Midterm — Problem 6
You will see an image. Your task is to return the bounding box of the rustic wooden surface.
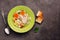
[0,0,60,40]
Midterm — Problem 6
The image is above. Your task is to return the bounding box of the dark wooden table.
[0,0,60,40]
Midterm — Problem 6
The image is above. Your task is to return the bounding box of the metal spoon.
[1,9,10,35]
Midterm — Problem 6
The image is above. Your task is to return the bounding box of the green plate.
[8,5,35,33]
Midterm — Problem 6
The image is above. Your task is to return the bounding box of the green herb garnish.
[18,12,20,14]
[34,27,39,33]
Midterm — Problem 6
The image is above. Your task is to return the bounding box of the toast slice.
[36,11,44,23]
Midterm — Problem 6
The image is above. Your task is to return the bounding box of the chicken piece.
[15,19,24,28]
[19,14,28,24]
[19,23,24,28]
[36,11,44,23]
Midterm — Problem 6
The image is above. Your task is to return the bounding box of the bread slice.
[36,11,43,23]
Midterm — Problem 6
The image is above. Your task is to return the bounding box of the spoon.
[1,9,10,35]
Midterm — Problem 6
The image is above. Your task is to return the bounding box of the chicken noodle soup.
[13,10,31,28]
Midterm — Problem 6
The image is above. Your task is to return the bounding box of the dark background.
[0,0,60,40]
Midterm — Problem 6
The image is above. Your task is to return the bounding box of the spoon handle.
[1,9,6,25]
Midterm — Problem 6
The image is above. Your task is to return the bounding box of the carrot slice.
[20,10,25,16]
[13,13,18,18]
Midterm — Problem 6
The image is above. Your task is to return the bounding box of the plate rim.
[7,5,35,33]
